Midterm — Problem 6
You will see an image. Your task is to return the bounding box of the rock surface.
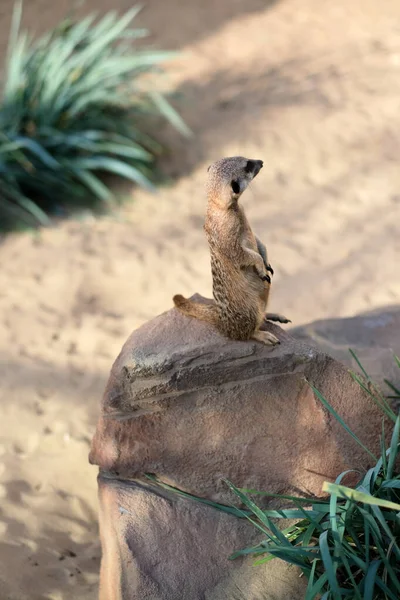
[97,477,308,600]
[291,305,400,392]
[90,295,389,600]
[90,296,384,501]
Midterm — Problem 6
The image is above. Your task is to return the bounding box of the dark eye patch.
[231,180,240,194]
[245,160,255,173]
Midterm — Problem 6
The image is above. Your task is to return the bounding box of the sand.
[1,0,400,598]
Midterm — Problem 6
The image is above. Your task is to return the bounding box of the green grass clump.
[0,2,190,231]
[226,353,400,600]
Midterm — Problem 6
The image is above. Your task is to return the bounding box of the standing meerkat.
[173,156,290,345]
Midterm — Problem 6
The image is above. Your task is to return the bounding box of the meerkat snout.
[245,159,263,176]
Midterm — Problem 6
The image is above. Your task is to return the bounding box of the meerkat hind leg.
[251,330,280,345]
[265,312,291,324]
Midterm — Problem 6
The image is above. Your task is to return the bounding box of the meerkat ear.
[231,180,241,194]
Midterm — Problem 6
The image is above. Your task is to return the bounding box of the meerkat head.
[205,156,263,207]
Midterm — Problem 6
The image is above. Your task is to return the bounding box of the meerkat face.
[205,156,263,207]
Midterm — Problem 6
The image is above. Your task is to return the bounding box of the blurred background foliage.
[0,2,190,231]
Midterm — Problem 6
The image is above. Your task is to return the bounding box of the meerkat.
[173,156,290,345]
[173,157,289,343]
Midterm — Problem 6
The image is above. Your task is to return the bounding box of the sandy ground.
[1,0,400,598]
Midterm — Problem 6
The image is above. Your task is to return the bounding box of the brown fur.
[173,156,290,345]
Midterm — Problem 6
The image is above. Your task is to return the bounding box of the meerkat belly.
[211,253,264,340]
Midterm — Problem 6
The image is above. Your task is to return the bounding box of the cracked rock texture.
[89,295,388,600]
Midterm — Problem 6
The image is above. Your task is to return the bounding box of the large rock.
[291,305,400,391]
[90,295,389,600]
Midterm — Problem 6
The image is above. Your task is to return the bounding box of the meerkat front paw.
[266,264,274,276]
[260,273,271,283]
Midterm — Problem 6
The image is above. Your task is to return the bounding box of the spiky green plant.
[0,2,190,230]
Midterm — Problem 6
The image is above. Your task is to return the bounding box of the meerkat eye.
[231,180,241,194]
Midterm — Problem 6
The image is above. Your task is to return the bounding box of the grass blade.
[349,348,370,380]
[150,91,192,137]
[322,482,400,511]
[309,383,378,461]
[386,414,400,480]
[363,560,380,600]
[319,530,341,599]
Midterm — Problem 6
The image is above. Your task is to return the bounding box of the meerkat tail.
[173,295,220,326]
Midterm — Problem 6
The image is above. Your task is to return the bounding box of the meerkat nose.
[251,159,263,177]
